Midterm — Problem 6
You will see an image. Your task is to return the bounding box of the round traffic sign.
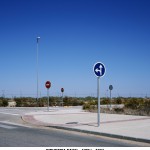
[61,88,64,92]
[93,62,106,77]
[45,81,51,89]
[109,85,113,90]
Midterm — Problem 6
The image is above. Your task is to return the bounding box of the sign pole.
[47,88,49,111]
[93,62,106,127]
[97,77,100,127]
[61,88,64,107]
[62,92,63,107]
[45,81,51,111]
[109,85,113,110]
[110,89,111,109]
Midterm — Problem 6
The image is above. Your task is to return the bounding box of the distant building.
[8,100,16,107]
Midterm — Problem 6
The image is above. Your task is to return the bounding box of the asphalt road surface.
[0,107,147,147]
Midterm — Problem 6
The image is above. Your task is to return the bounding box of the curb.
[21,114,150,144]
[46,125,150,144]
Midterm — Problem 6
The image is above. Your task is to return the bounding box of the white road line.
[0,121,31,128]
[0,112,20,116]
[0,124,17,129]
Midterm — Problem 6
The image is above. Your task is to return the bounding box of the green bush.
[2,100,8,107]
[114,97,122,104]
[14,97,37,107]
[140,100,150,115]
[83,103,91,110]
[0,100,2,106]
[15,99,23,107]
[114,108,124,113]
[101,98,109,105]
[83,103,97,111]
[124,98,139,109]
[0,98,8,107]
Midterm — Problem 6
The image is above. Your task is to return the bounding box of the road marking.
[0,121,31,128]
[0,112,20,116]
[0,124,17,129]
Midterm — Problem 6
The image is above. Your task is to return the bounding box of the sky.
[0,0,150,98]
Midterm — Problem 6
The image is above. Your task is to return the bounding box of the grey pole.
[62,92,64,107]
[109,85,113,110]
[47,88,49,111]
[36,37,40,104]
[97,77,100,127]
[110,89,112,109]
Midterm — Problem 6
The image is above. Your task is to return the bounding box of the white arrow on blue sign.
[93,62,106,77]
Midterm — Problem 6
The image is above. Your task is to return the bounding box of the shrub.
[15,99,23,107]
[83,103,97,112]
[2,100,8,107]
[141,100,150,115]
[114,108,124,113]
[0,100,2,106]
[114,97,122,104]
[83,103,90,110]
[101,98,109,105]
[124,98,140,109]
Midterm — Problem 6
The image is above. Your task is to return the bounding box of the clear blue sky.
[0,0,150,97]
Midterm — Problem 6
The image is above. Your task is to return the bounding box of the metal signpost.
[93,62,106,127]
[61,88,64,106]
[45,81,51,111]
[36,37,40,103]
[109,85,113,110]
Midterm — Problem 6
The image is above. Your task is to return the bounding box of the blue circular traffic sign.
[93,62,106,77]
[109,85,113,90]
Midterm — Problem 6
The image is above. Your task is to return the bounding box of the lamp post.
[36,37,40,103]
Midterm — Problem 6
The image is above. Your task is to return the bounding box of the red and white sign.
[45,81,51,89]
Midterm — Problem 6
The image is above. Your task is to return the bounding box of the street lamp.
[36,36,40,103]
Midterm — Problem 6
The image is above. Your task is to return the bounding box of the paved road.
[0,120,138,147]
[0,107,148,147]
